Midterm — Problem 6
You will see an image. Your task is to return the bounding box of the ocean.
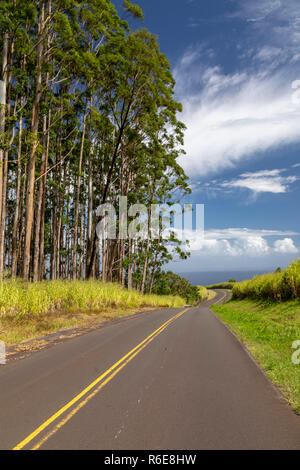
[178,270,270,286]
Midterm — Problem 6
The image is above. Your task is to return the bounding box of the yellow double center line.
[13,307,190,450]
[213,291,228,305]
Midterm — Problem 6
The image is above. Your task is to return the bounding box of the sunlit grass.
[206,282,235,290]
[213,299,300,414]
[0,280,185,344]
[197,286,216,301]
[232,259,300,301]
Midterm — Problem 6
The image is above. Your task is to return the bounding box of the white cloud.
[195,168,298,196]
[175,228,299,257]
[242,0,282,22]
[237,0,300,64]
[204,228,299,240]
[220,169,298,193]
[240,169,282,177]
[185,235,272,256]
[175,57,300,176]
[235,237,270,255]
[190,236,270,256]
[175,0,300,179]
[274,238,298,253]
[255,46,283,62]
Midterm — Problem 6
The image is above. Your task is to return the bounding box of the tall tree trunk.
[17,162,27,277]
[87,98,134,278]
[23,1,45,280]
[39,107,50,281]
[86,145,93,275]
[102,238,107,282]
[149,234,161,295]
[50,186,57,280]
[33,111,48,281]
[72,103,87,280]
[39,1,52,280]
[128,239,132,289]
[0,32,9,280]
[0,37,15,278]
[12,105,23,278]
[141,194,154,294]
[78,204,84,279]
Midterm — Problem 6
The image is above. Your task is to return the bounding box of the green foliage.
[152,271,201,304]
[206,282,236,290]
[123,0,144,19]
[197,286,216,301]
[231,259,300,301]
[0,0,190,286]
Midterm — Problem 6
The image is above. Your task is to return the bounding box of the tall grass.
[0,280,185,319]
[197,286,216,301]
[206,281,236,290]
[232,259,300,301]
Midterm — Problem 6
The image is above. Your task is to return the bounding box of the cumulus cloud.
[189,236,270,256]
[174,228,299,257]
[204,228,299,240]
[195,168,298,196]
[220,169,298,193]
[274,238,298,253]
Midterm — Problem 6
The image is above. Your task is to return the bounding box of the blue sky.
[124,0,300,272]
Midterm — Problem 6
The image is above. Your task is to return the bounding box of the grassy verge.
[198,286,217,301]
[212,299,300,414]
[232,259,300,301]
[206,282,236,290]
[0,280,185,345]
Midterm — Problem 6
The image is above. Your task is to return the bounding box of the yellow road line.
[31,325,172,450]
[213,292,228,305]
[13,307,189,450]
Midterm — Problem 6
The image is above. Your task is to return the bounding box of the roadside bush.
[232,259,300,302]
[152,271,201,304]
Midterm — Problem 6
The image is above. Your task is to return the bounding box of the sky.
[122,0,300,273]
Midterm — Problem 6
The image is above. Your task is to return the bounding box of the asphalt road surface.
[0,290,300,450]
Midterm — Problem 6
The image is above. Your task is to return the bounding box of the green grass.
[0,280,185,345]
[212,299,300,414]
[232,258,300,301]
[206,282,236,290]
[198,286,217,301]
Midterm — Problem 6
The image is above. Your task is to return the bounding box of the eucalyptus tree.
[0,0,192,289]
[87,27,189,278]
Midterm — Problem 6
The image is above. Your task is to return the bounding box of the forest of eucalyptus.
[0,0,191,294]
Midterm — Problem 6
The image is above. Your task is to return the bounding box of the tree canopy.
[0,0,191,295]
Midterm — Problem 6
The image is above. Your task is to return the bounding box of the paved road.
[0,290,299,450]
